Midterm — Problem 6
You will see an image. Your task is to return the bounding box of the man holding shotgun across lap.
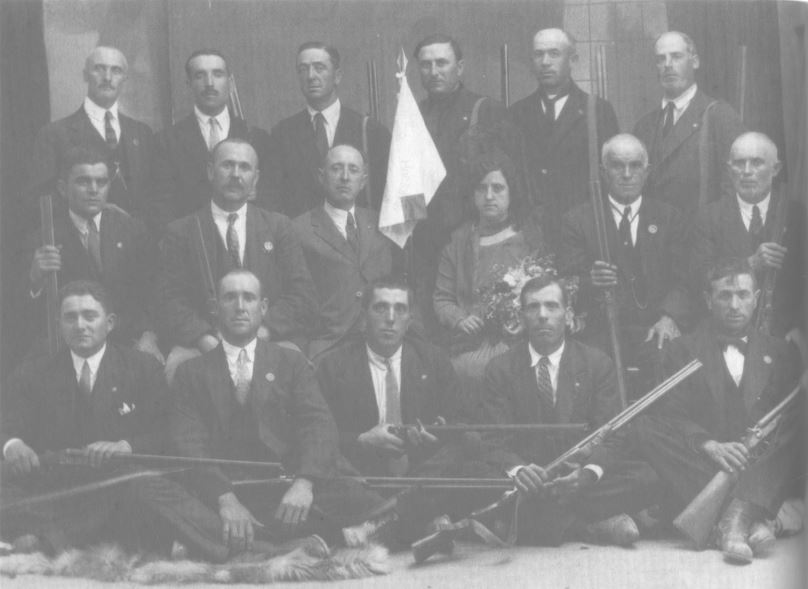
[635,257,804,563]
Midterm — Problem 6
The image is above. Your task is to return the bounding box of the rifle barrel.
[419,423,587,433]
[39,195,60,355]
[233,476,513,489]
[61,450,285,472]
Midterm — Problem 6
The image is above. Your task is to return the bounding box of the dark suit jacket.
[559,197,691,333]
[315,336,460,475]
[27,106,155,220]
[152,112,273,226]
[509,83,619,247]
[656,323,801,453]
[482,339,621,472]
[0,343,168,454]
[633,89,745,219]
[171,340,338,504]
[21,208,155,345]
[690,194,805,336]
[265,106,391,218]
[157,204,316,348]
[293,206,399,359]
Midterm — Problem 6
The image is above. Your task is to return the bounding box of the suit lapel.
[311,207,355,261]
[356,208,376,272]
[555,345,578,423]
[355,345,380,424]
[550,87,585,146]
[197,208,223,282]
[658,91,708,165]
[720,196,754,254]
[119,114,141,180]
[98,210,120,277]
[206,347,234,428]
[740,335,771,412]
[180,115,210,169]
[229,115,249,139]
[399,342,424,424]
[513,344,542,423]
[91,345,118,425]
[635,200,658,279]
[700,328,728,420]
[293,110,322,183]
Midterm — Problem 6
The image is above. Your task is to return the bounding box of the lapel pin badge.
[648,224,658,234]
[264,241,273,253]
[763,355,772,364]
[266,372,275,382]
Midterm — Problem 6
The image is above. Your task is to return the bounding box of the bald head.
[728,132,782,204]
[319,144,367,209]
[532,28,577,92]
[83,46,128,108]
[601,133,648,166]
[601,134,649,205]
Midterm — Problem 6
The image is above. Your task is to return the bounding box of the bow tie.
[717,335,748,355]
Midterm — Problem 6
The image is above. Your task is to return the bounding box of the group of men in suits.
[3,23,804,567]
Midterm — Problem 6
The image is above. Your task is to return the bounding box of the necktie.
[208,117,222,151]
[618,205,632,248]
[79,360,93,398]
[541,94,561,124]
[104,111,117,148]
[313,112,328,158]
[661,101,675,138]
[226,213,241,267]
[718,335,748,356]
[536,356,555,407]
[748,205,763,236]
[384,357,401,424]
[346,211,359,254]
[87,217,102,273]
[234,348,251,404]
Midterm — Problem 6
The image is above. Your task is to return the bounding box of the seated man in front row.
[171,269,389,552]
[635,258,803,563]
[482,275,658,547]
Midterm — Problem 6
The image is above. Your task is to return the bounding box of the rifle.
[411,359,702,563]
[228,74,244,120]
[673,383,803,549]
[586,58,628,408]
[39,194,60,355]
[235,476,514,491]
[753,187,789,335]
[500,44,510,108]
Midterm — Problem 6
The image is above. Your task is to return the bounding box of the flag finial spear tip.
[396,47,408,76]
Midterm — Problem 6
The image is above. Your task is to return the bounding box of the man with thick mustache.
[265,42,390,218]
[152,49,273,227]
[559,134,691,397]
[157,138,316,384]
[633,31,745,221]
[509,28,619,249]
[26,46,155,223]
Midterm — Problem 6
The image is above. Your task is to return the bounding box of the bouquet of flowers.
[477,253,582,338]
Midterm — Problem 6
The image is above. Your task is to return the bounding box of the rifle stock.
[673,383,802,549]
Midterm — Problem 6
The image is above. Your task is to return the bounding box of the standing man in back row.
[265,42,391,218]
[510,28,619,249]
[633,31,745,221]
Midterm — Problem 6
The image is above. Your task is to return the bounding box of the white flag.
[379,48,446,248]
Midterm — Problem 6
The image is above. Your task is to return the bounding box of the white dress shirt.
[723,337,748,386]
[528,341,565,406]
[222,337,257,385]
[307,98,341,147]
[211,201,247,263]
[737,193,770,231]
[366,344,402,424]
[540,93,569,120]
[195,105,231,148]
[323,201,356,240]
[608,195,642,246]
[84,97,120,142]
[661,83,698,126]
[71,343,107,391]
[69,209,103,251]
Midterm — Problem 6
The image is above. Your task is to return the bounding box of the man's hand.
[357,424,405,456]
[645,315,681,349]
[749,242,787,271]
[219,492,262,553]
[702,440,749,473]
[545,462,596,499]
[513,463,550,497]
[398,422,440,449]
[84,440,132,468]
[457,315,484,335]
[135,331,164,364]
[4,440,40,476]
[590,260,619,288]
[29,245,62,289]
[275,478,314,528]
[197,334,220,353]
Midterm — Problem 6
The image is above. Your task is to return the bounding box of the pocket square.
[118,402,135,415]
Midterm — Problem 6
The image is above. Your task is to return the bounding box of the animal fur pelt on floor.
[0,542,390,583]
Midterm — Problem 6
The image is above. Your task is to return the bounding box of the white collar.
[71,343,107,378]
[323,201,355,224]
[69,209,103,234]
[210,200,247,222]
[662,83,698,112]
[84,97,119,123]
[221,337,257,363]
[528,340,565,368]
[367,343,402,368]
[194,104,230,129]
[736,193,770,217]
[608,195,642,219]
[307,98,341,128]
